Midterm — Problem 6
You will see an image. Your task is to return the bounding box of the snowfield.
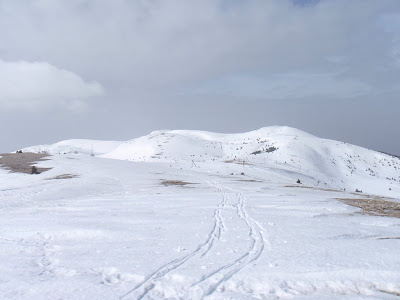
[22,139,122,156]
[1,126,400,299]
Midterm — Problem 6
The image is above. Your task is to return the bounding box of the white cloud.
[0,60,104,111]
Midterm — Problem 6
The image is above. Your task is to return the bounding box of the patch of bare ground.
[0,153,52,174]
[336,197,400,218]
[161,180,196,186]
[286,185,343,193]
[224,159,253,166]
[378,289,400,297]
[285,185,400,218]
[238,179,262,182]
[46,174,79,180]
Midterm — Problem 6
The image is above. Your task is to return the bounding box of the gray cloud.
[188,72,373,99]
[0,0,399,154]
[1,1,399,89]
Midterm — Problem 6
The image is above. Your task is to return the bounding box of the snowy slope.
[1,126,400,299]
[21,139,123,156]
[102,126,400,197]
[102,126,312,162]
[16,127,400,196]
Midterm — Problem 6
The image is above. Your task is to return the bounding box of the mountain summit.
[22,126,400,196]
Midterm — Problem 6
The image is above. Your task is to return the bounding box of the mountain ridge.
[20,126,400,197]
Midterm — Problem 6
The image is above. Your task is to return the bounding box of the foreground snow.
[1,127,400,299]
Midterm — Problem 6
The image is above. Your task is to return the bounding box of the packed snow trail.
[120,179,269,299]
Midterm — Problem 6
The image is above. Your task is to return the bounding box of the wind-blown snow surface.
[1,126,400,299]
[22,139,122,156]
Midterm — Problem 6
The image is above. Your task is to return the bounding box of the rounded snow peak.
[252,126,316,138]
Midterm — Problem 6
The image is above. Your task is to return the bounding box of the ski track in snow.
[191,181,269,298]
[120,179,269,299]
[119,185,228,299]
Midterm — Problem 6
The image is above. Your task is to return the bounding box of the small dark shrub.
[31,166,38,174]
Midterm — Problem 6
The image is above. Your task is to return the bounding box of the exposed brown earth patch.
[286,185,343,193]
[46,174,79,180]
[336,197,400,218]
[378,289,400,297]
[0,153,52,174]
[238,179,262,182]
[285,185,400,218]
[161,180,195,186]
[224,159,253,166]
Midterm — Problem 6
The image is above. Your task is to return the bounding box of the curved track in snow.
[190,183,268,297]
[119,185,228,299]
[120,179,268,299]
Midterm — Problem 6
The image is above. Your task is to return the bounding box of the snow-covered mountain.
[101,126,399,196]
[103,126,313,162]
[21,126,400,196]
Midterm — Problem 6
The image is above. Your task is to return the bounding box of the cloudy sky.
[1,0,400,154]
